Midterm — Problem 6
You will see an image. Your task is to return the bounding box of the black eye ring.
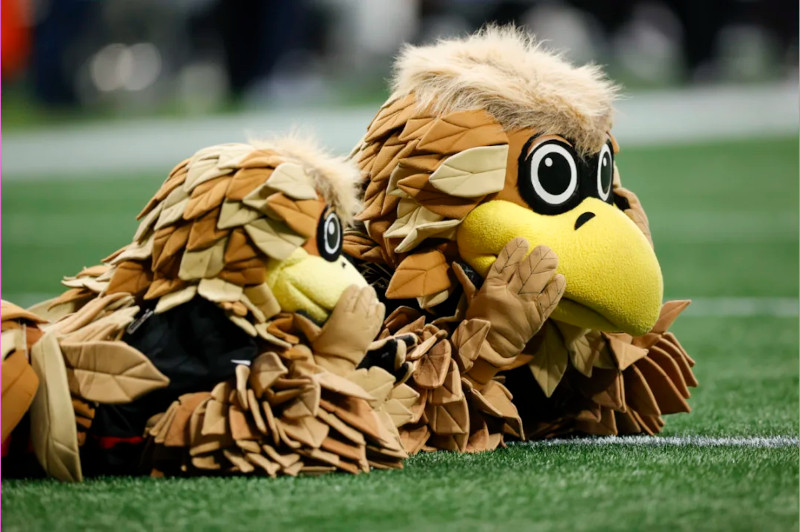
[317,210,342,261]
[518,138,581,215]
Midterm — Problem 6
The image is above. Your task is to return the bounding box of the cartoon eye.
[317,211,342,261]
[596,143,613,202]
[529,142,579,206]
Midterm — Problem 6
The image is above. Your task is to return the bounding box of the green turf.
[662,316,797,438]
[2,136,798,530]
[2,444,797,532]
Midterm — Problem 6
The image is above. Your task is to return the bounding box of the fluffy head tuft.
[391,25,619,155]
[251,135,362,224]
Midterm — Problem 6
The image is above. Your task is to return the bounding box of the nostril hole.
[574,212,595,230]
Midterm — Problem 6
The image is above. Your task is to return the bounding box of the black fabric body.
[84,296,258,475]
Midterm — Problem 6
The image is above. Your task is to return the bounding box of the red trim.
[1,435,11,457]
[93,435,144,450]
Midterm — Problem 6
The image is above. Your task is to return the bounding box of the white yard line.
[2,81,796,179]
[2,294,797,317]
[517,435,798,448]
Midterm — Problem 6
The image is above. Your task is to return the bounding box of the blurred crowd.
[2,0,797,114]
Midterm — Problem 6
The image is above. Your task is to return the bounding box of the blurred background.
[2,0,797,123]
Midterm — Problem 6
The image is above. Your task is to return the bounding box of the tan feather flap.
[507,301,697,439]
[378,307,524,454]
[59,341,169,404]
[142,321,410,477]
[349,99,510,266]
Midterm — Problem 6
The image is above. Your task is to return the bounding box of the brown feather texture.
[15,139,415,478]
[377,306,523,454]
[345,26,696,448]
[47,139,361,339]
[142,313,411,477]
[348,97,508,308]
[505,301,695,439]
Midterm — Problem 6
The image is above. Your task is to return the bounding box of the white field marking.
[2,294,797,318]
[2,81,796,179]
[514,435,799,448]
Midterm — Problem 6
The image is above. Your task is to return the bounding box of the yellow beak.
[456,198,663,336]
[266,248,367,323]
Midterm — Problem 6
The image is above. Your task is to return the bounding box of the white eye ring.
[323,214,341,256]
[596,143,613,201]
[530,143,578,205]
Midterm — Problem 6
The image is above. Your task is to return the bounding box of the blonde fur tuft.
[251,135,362,224]
[392,25,619,155]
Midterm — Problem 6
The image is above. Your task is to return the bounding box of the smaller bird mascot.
[2,138,419,481]
[345,26,697,453]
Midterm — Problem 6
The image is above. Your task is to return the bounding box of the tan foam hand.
[310,285,386,375]
[464,238,565,386]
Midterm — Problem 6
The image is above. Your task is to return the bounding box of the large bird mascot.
[345,26,697,453]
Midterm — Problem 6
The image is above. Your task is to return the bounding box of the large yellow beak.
[266,248,368,323]
[456,198,662,336]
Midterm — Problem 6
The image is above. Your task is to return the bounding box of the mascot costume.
[2,27,699,480]
[344,26,697,453]
[2,138,419,480]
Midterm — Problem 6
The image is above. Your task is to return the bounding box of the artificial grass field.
[2,136,798,531]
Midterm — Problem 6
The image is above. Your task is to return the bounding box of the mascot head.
[105,137,367,327]
[346,26,662,336]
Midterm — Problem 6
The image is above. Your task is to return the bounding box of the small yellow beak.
[266,248,367,323]
[456,198,663,336]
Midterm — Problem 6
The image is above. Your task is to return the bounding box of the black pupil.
[599,152,612,194]
[317,211,342,261]
[326,216,340,250]
[538,153,572,196]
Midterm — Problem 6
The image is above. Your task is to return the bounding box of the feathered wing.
[504,301,695,439]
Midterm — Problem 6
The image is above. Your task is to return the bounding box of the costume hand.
[464,238,565,385]
[311,285,385,375]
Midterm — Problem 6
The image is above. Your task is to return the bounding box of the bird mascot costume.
[2,26,699,481]
[344,26,697,453]
[2,138,420,481]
